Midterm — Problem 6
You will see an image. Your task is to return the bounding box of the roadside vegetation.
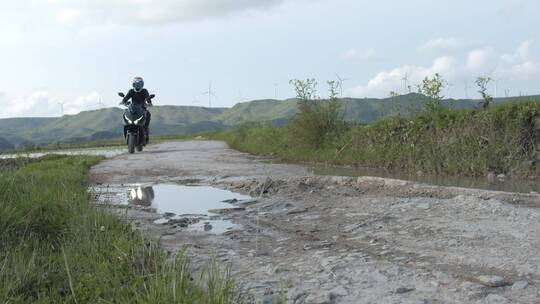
[0,156,238,303]
[213,75,540,178]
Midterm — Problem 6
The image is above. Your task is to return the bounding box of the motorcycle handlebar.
[118,101,153,107]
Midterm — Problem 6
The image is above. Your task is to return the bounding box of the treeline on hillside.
[214,75,540,177]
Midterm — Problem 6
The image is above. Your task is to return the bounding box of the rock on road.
[89,140,540,304]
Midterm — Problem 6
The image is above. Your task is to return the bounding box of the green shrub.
[288,79,347,149]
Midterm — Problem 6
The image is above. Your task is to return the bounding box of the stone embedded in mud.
[328,285,348,297]
[476,275,507,287]
[221,198,238,203]
[236,198,258,206]
[208,207,245,214]
[416,202,431,209]
[484,294,509,304]
[342,223,366,233]
[169,217,199,227]
[395,287,415,294]
[153,218,169,225]
[286,288,308,303]
[511,280,529,291]
[303,241,332,250]
[287,207,308,215]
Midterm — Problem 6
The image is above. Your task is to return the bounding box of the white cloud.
[0,91,106,118]
[55,8,83,26]
[347,41,540,98]
[64,92,103,115]
[496,41,540,80]
[0,91,59,118]
[418,38,482,56]
[465,47,495,72]
[342,48,376,62]
[45,0,287,26]
[347,56,457,97]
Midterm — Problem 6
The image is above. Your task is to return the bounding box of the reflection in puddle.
[128,186,155,207]
[127,184,251,234]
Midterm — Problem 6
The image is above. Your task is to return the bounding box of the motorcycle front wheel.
[127,134,136,154]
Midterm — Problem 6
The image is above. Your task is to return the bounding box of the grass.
[0,155,239,303]
[0,139,124,155]
[212,100,540,178]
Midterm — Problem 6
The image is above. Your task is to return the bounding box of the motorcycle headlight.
[124,114,133,124]
[134,115,144,125]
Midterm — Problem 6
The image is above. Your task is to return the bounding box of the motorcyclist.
[121,76,153,144]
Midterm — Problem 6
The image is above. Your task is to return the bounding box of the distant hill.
[0,106,227,148]
[215,93,540,126]
[215,99,299,126]
[1,93,539,150]
[0,137,14,150]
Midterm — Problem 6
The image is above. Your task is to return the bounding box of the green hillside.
[0,117,56,132]
[0,106,227,149]
[1,93,539,150]
[214,99,299,126]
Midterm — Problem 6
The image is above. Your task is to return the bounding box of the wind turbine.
[203,83,216,107]
[335,73,349,97]
[95,95,106,108]
[239,91,248,102]
[401,72,410,94]
[492,78,500,98]
[463,80,470,99]
[57,101,66,116]
[192,95,200,105]
[273,83,279,99]
[504,89,511,97]
[446,82,455,98]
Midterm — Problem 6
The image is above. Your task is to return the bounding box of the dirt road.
[88,141,540,304]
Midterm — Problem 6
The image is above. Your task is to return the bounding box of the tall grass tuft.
[0,155,238,303]
[288,79,347,149]
[213,100,540,177]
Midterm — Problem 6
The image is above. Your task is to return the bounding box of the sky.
[1,0,539,118]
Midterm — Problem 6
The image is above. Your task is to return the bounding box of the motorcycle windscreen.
[125,104,145,120]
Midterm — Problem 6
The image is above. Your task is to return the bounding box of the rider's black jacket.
[122,89,152,108]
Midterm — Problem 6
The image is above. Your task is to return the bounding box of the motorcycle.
[118,92,155,154]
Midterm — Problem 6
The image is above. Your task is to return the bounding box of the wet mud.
[88,141,540,303]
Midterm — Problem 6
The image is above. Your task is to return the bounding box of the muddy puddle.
[310,164,540,194]
[0,147,125,159]
[100,184,252,234]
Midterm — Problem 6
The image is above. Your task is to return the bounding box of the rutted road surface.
[88,141,540,304]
